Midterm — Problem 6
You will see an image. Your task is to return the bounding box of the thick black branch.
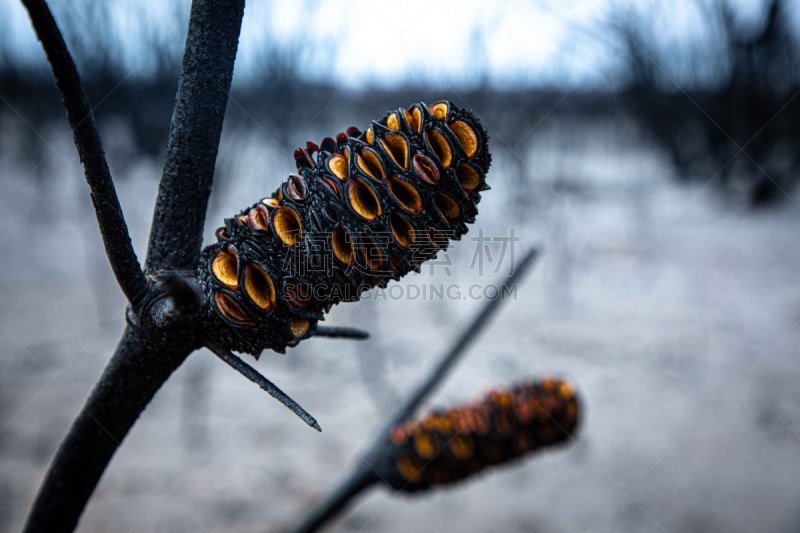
[292,247,541,533]
[145,0,245,272]
[21,0,148,306]
[22,1,246,531]
[22,327,191,533]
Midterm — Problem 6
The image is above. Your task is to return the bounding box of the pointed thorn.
[206,343,321,432]
[314,326,370,340]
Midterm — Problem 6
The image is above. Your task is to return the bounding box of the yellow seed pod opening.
[558,379,574,399]
[425,129,452,169]
[327,153,348,179]
[212,248,239,288]
[347,177,383,220]
[413,432,436,459]
[541,377,557,392]
[397,456,421,482]
[289,316,311,338]
[435,192,461,223]
[429,101,448,119]
[273,206,303,245]
[404,105,422,133]
[449,435,474,460]
[331,228,355,265]
[380,133,409,169]
[495,391,513,408]
[456,163,481,193]
[356,148,386,181]
[449,120,478,157]
[387,176,423,214]
[390,211,415,249]
[243,264,276,311]
[262,197,280,208]
[365,126,374,144]
[386,112,400,130]
[214,290,255,326]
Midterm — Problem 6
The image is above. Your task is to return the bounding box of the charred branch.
[21,0,148,306]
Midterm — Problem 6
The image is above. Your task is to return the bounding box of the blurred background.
[1,0,799,531]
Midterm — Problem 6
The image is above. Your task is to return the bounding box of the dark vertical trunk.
[145,0,245,273]
[21,1,245,528]
[23,327,191,533]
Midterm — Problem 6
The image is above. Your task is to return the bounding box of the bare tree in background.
[612,0,800,205]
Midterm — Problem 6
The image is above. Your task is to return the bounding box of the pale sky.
[1,0,792,89]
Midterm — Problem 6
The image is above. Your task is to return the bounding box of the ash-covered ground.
[1,115,799,533]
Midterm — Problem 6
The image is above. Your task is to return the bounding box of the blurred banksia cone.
[198,101,491,355]
[377,377,580,492]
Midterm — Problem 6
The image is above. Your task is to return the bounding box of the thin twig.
[206,343,322,432]
[21,0,148,306]
[292,247,541,533]
[314,326,370,339]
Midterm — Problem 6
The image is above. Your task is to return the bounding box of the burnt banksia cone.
[376,377,580,492]
[198,101,491,355]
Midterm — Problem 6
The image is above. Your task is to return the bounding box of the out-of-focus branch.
[292,247,540,533]
[391,248,539,425]
[21,0,148,306]
[145,0,244,273]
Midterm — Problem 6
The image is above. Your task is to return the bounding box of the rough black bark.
[21,0,148,306]
[145,0,245,272]
[21,1,245,531]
